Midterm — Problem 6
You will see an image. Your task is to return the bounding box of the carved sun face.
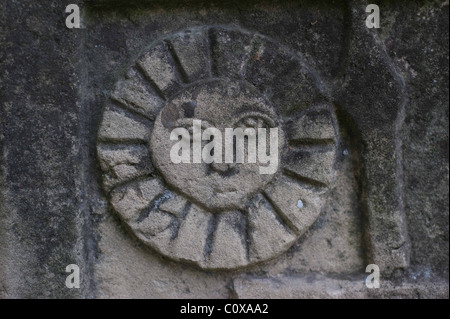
[97,26,338,269]
[151,79,283,211]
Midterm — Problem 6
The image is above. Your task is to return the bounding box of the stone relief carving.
[97,26,339,269]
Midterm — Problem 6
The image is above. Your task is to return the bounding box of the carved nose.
[210,162,236,173]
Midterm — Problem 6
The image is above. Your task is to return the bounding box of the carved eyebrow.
[234,111,277,127]
[237,101,277,116]
[174,118,215,129]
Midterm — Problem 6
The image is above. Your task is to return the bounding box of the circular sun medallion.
[151,79,283,211]
[97,26,339,269]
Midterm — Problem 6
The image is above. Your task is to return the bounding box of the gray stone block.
[0,0,447,299]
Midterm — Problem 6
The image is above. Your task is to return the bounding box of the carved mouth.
[214,186,238,194]
[207,162,240,177]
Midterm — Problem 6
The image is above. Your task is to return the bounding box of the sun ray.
[283,148,336,187]
[263,176,323,236]
[137,41,181,97]
[208,27,255,79]
[135,62,167,101]
[110,177,165,223]
[98,26,339,270]
[97,143,154,191]
[247,193,297,262]
[98,105,152,142]
[167,28,211,83]
[110,67,164,120]
[283,168,329,190]
[169,205,212,266]
[205,211,248,269]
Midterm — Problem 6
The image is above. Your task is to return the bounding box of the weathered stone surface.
[210,27,255,79]
[382,0,449,279]
[169,28,211,82]
[111,68,164,119]
[286,106,336,141]
[0,1,88,299]
[97,144,154,191]
[169,205,211,265]
[150,79,280,212]
[332,1,411,276]
[206,211,248,269]
[264,177,323,235]
[97,27,339,270]
[110,178,164,222]
[98,106,152,141]
[135,211,173,237]
[137,42,181,96]
[0,0,447,299]
[232,275,449,299]
[247,194,297,263]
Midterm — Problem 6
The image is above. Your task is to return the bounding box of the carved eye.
[235,112,276,130]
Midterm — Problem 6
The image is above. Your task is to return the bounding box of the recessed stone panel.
[97,27,339,270]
